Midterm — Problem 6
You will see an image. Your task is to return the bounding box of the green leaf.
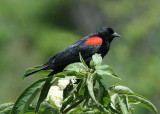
[64,62,86,73]
[0,103,13,114]
[24,113,35,114]
[61,76,78,80]
[77,75,87,96]
[78,80,85,96]
[0,103,14,111]
[128,94,158,114]
[64,71,84,78]
[39,102,59,114]
[35,77,54,113]
[68,106,108,114]
[110,86,158,113]
[11,78,47,114]
[60,82,81,112]
[87,73,98,104]
[124,95,130,111]
[98,85,104,103]
[79,53,88,69]
[61,94,74,112]
[55,71,84,79]
[95,65,120,79]
[67,107,90,114]
[117,95,129,114]
[62,96,85,113]
[110,94,120,113]
[95,65,112,71]
[83,98,90,108]
[109,85,134,94]
[92,53,102,66]
[89,60,95,70]
[23,65,52,79]
[98,80,110,107]
[63,82,73,100]
[25,106,36,113]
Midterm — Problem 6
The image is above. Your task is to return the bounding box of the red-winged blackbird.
[25,26,120,77]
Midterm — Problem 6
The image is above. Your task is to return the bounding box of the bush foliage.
[0,54,157,114]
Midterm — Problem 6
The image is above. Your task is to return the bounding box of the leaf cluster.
[0,54,158,114]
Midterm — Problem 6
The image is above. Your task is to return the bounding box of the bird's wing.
[25,36,103,77]
[47,38,101,68]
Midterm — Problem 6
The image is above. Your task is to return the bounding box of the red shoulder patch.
[85,36,102,46]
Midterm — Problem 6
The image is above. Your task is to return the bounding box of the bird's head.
[96,26,120,43]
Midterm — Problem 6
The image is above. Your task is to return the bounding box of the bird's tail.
[25,65,48,77]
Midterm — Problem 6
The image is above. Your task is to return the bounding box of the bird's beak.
[112,32,120,37]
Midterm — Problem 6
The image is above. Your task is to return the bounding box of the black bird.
[25,26,120,77]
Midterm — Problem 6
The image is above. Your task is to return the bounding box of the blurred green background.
[0,0,159,113]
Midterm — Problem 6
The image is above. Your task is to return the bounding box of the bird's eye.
[107,27,114,34]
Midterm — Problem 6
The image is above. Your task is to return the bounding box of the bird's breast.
[98,41,110,58]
